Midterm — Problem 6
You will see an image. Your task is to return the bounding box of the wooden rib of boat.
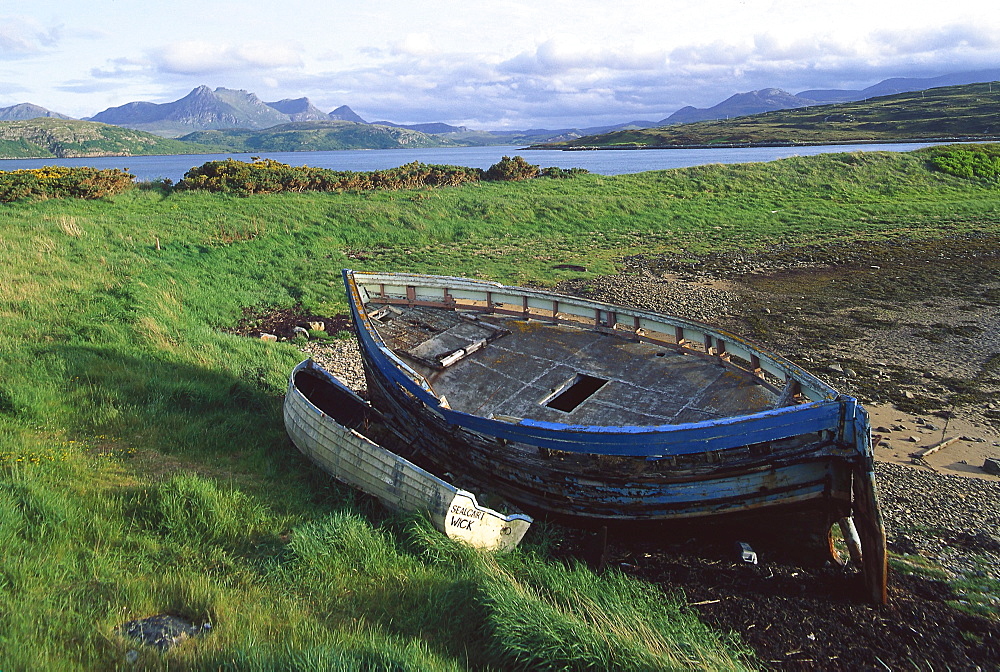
[283,358,532,552]
[342,269,888,603]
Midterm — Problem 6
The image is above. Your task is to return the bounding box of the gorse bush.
[175,156,587,195]
[0,166,135,202]
[176,158,484,195]
[485,155,540,181]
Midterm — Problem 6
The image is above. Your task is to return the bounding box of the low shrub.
[176,158,485,196]
[0,166,135,202]
[485,155,540,181]
[174,156,587,196]
[539,166,590,178]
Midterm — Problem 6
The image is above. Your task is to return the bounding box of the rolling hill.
[538,82,1000,149]
[0,118,224,159]
[177,120,458,152]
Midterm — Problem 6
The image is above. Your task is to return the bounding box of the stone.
[904,391,915,399]
[117,614,210,652]
[293,326,310,339]
[983,458,1000,475]
[259,332,277,342]
[307,321,326,331]
[828,363,844,374]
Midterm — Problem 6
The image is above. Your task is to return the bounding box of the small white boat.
[283,358,532,552]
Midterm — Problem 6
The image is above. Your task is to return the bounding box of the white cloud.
[0,15,60,58]
[6,1,1000,128]
[153,40,303,75]
[391,33,436,57]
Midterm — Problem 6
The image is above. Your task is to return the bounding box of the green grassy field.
[2,145,999,669]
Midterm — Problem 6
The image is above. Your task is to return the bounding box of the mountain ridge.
[661,88,819,124]
[3,68,999,151]
[0,103,72,122]
[538,81,1000,149]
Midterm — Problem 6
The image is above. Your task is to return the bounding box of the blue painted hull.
[343,270,887,602]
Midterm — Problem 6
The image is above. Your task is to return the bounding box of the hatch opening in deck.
[543,374,608,413]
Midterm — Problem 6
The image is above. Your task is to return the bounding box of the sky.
[2,0,999,130]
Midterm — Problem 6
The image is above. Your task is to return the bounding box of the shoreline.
[528,135,1000,151]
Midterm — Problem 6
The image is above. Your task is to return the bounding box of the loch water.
[0,141,951,182]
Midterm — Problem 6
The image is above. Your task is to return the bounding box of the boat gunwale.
[347,269,838,402]
[284,359,534,527]
[344,270,869,459]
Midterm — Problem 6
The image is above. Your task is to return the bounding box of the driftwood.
[910,436,960,462]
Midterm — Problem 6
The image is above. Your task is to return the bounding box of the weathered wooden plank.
[911,436,960,460]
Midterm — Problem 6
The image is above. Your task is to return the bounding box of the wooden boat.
[343,270,888,603]
[283,358,532,551]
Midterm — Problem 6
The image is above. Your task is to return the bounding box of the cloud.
[272,16,999,130]
[25,10,1000,131]
[499,39,665,76]
[91,57,151,80]
[152,40,303,75]
[390,33,436,57]
[0,16,60,58]
[873,24,999,57]
[56,79,134,95]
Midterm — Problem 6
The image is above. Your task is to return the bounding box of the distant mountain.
[540,81,1000,149]
[210,87,291,127]
[89,85,287,137]
[661,88,818,124]
[651,70,1000,127]
[74,84,662,145]
[479,121,658,145]
[328,105,367,123]
[0,118,222,159]
[264,97,329,121]
[0,103,72,121]
[799,68,1000,103]
[177,120,458,152]
[89,86,355,137]
[373,121,467,134]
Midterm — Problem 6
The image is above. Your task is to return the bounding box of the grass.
[2,145,1000,668]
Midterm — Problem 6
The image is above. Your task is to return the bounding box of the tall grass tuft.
[153,473,270,545]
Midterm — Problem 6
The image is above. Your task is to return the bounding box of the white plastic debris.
[736,541,758,564]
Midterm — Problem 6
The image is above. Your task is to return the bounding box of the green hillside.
[541,82,1000,148]
[0,118,224,159]
[179,120,460,152]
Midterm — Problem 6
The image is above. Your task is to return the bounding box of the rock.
[828,363,844,374]
[908,436,921,443]
[904,391,915,399]
[875,426,892,434]
[292,326,310,339]
[983,458,1000,476]
[306,321,325,331]
[258,332,277,342]
[117,614,210,652]
[844,367,857,378]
